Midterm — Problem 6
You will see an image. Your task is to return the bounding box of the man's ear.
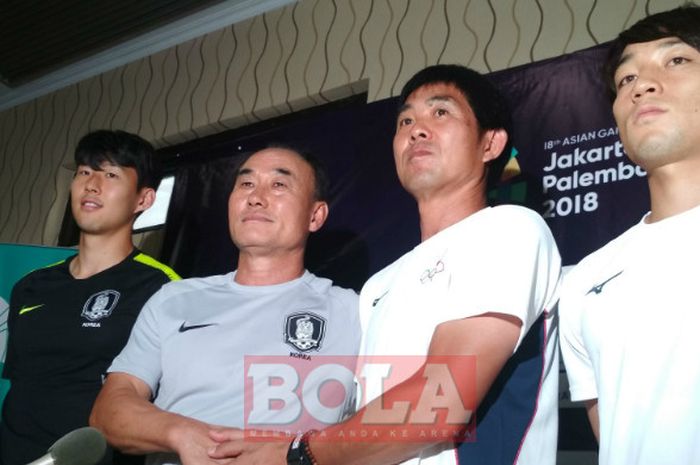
[134,187,156,215]
[308,201,329,233]
[481,128,508,163]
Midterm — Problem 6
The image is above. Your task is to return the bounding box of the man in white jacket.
[560,5,700,465]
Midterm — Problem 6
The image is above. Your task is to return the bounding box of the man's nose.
[632,72,660,101]
[247,186,268,207]
[85,173,101,192]
[410,120,430,141]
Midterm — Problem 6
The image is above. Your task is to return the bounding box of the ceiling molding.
[0,0,294,112]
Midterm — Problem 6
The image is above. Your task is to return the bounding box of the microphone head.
[49,427,107,465]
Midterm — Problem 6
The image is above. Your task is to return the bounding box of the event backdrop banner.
[0,243,76,404]
[161,44,649,289]
[490,44,649,265]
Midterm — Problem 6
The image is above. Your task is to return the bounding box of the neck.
[416,183,488,241]
[234,248,306,286]
[71,231,135,279]
[646,160,700,222]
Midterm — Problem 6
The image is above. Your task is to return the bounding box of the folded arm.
[90,372,224,464]
[585,399,600,442]
[209,312,521,465]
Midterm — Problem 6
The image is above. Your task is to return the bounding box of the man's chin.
[231,236,275,250]
[400,172,440,196]
[627,134,685,170]
[75,221,100,235]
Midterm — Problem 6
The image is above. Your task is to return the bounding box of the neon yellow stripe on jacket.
[133,253,181,281]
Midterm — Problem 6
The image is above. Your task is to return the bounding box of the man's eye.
[617,74,636,89]
[273,181,287,188]
[105,172,118,179]
[435,108,448,116]
[669,56,689,66]
[398,117,413,127]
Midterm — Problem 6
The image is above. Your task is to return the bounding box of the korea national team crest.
[284,312,326,352]
[81,290,120,321]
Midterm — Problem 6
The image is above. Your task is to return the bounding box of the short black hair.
[604,4,700,98]
[236,144,330,202]
[74,130,161,190]
[398,64,513,188]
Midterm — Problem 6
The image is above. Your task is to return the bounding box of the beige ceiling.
[0,0,294,111]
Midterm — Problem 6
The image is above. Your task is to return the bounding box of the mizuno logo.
[372,291,388,307]
[19,304,44,315]
[587,270,624,295]
[178,322,216,333]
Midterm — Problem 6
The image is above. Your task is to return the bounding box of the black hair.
[74,130,161,190]
[604,4,700,98]
[398,64,513,188]
[236,144,330,202]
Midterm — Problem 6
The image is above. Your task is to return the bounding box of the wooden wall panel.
[0,0,688,246]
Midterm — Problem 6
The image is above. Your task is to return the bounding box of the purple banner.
[162,45,649,282]
[490,44,648,265]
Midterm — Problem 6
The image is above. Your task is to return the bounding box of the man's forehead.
[76,160,124,171]
[401,83,468,110]
[618,37,690,67]
[237,149,307,177]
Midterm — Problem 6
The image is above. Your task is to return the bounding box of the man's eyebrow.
[237,167,252,177]
[426,95,456,104]
[236,167,295,177]
[617,38,686,68]
[77,162,120,172]
[397,95,456,115]
[275,167,293,177]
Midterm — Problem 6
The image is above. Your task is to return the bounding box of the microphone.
[27,427,107,465]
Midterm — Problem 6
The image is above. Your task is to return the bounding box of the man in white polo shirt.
[560,5,700,465]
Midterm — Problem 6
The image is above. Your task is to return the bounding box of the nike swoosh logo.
[178,322,216,333]
[587,270,624,295]
[19,304,45,315]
